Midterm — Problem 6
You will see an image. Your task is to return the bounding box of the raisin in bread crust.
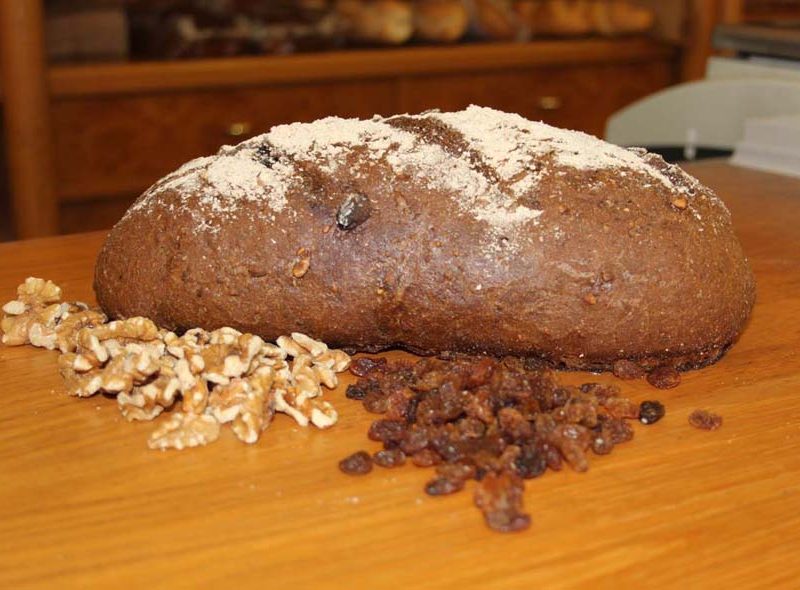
[95,106,755,370]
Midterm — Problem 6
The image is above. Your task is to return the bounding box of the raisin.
[543,444,562,471]
[400,427,429,454]
[533,413,557,436]
[591,433,614,455]
[541,385,571,410]
[350,356,387,377]
[368,419,406,444]
[437,382,469,421]
[339,451,373,475]
[688,409,723,430]
[472,444,521,475]
[253,143,278,167]
[373,448,406,468]
[475,432,509,459]
[560,440,589,472]
[563,396,598,427]
[639,400,666,425]
[612,359,645,380]
[383,391,411,422]
[362,391,389,414]
[425,476,464,496]
[337,192,372,230]
[647,366,681,389]
[414,397,439,426]
[465,389,495,424]
[497,407,533,440]
[411,449,442,467]
[429,434,467,463]
[432,463,477,491]
[602,417,634,444]
[345,384,367,400]
[603,397,641,419]
[405,396,420,424]
[474,472,531,533]
[513,443,547,479]
[411,368,450,392]
[549,424,591,472]
[580,382,621,402]
[457,416,486,439]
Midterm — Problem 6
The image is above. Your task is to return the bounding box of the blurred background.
[2,0,799,240]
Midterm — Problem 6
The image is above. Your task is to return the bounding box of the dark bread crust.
[95,108,755,371]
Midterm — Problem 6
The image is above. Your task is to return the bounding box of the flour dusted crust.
[95,106,755,371]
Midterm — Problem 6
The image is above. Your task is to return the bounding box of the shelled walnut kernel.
[1,278,350,451]
[1,277,106,350]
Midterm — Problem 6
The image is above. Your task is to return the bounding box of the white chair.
[605,78,800,160]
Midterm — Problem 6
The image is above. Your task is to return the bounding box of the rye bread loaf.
[94,106,755,371]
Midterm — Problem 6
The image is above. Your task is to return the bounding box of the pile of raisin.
[339,356,659,533]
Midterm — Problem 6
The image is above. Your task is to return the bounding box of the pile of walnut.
[1,278,350,450]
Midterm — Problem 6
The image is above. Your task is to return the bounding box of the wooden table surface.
[1,161,799,589]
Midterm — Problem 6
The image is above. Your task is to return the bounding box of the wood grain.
[1,162,799,589]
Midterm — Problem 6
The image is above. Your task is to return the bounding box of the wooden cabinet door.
[399,60,674,138]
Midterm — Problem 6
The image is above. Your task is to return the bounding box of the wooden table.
[1,161,799,589]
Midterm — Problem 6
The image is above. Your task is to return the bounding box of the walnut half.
[148,413,221,451]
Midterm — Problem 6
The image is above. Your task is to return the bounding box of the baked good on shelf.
[588,0,655,35]
[335,0,414,44]
[414,0,470,42]
[518,0,654,37]
[529,0,593,36]
[468,0,529,41]
[95,106,755,371]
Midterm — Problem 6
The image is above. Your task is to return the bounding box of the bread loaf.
[414,0,470,43]
[588,0,655,36]
[95,106,755,371]
[468,0,528,41]
[335,0,414,45]
[531,0,593,37]
[519,0,654,37]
